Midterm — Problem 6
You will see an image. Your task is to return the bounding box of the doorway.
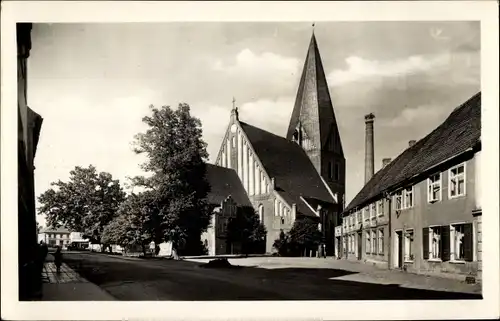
[357,232,362,260]
[395,231,403,268]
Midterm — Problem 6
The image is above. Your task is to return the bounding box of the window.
[364,207,369,222]
[371,230,377,254]
[403,186,414,209]
[449,163,466,198]
[377,200,384,216]
[378,229,384,254]
[334,162,340,181]
[394,191,403,210]
[258,204,264,222]
[427,173,442,203]
[274,199,279,216]
[451,224,465,261]
[370,203,376,219]
[365,231,371,254]
[404,229,414,262]
[429,227,441,260]
[279,202,283,217]
[357,211,362,225]
[350,215,354,227]
[232,136,236,148]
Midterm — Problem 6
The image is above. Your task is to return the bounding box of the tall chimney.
[364,113,375,184]
[409,140,416,148]
[382,158,392,168]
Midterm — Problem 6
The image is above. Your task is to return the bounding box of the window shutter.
[463,223,473,262]
[422,228,429,259]
[441,225,451,261]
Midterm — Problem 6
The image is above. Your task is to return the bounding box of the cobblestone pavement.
[40,255,116,301]
[43,262,87,284]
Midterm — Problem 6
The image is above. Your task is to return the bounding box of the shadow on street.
[62,252,482,301]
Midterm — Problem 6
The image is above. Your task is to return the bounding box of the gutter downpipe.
[384,191,392,270]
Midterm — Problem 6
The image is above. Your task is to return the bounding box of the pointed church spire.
[286,29,345,195]
[286,30,342,155]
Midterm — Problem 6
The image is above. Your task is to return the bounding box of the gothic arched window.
[292,129,299,143]
[258,204,264,223]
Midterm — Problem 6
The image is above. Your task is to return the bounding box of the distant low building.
[341,92,481,280]
[38,227,71,248]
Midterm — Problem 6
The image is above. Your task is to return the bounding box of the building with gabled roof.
[210,32,345,255]
[340,92,482,280]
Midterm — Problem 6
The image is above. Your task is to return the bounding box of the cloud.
[214,48,299,76]
[238,97,294,135]
[382,104,448,128]
[327,50,480,88]
[194,97,295,163]
[211,49,300,97]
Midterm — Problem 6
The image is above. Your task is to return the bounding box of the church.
[202,32,346,256]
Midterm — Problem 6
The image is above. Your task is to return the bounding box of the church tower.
[286,31,345,204]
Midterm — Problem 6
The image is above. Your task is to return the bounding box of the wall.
[201,213,217,256]
[342,199,390,266]
[391,154,479,278]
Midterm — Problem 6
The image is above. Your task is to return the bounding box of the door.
[357,232,362,260]
[396,231,403,268]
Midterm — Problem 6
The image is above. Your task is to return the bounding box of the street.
[61,252,481,300]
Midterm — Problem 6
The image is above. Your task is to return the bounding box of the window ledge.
[404,260,414,264]
[427,259,442,263]
[377,214,384,217]
[449,194,466,200]
[450,260,466,264]
[428,199,440,204]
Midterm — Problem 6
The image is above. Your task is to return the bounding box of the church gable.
[215,112,274,199]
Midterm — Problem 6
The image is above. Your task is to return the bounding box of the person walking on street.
[53,246,63,273]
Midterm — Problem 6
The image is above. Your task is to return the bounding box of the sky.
[28,22,480,226]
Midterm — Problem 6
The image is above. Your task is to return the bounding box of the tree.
[131,104,211,259]
[38,165,126,248]
[272,217,321,257]
[273,230,291,256]
[226,206,267,255]
[288,216,322,257]
[101,192,155,256]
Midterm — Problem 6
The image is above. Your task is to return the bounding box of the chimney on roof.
[364,113,375,184]
[382,158,392,168]
[409,140,416,148]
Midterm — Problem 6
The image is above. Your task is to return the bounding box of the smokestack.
[364,113,375,184]
[382,158,392,168]
[409,140,416,148]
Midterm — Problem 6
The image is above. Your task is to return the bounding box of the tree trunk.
[171,247,180,260]
[141,244,146,257]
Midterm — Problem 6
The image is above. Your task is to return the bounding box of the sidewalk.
[41,256,115,301]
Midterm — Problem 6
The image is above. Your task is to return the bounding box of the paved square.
[43,262,86,284]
